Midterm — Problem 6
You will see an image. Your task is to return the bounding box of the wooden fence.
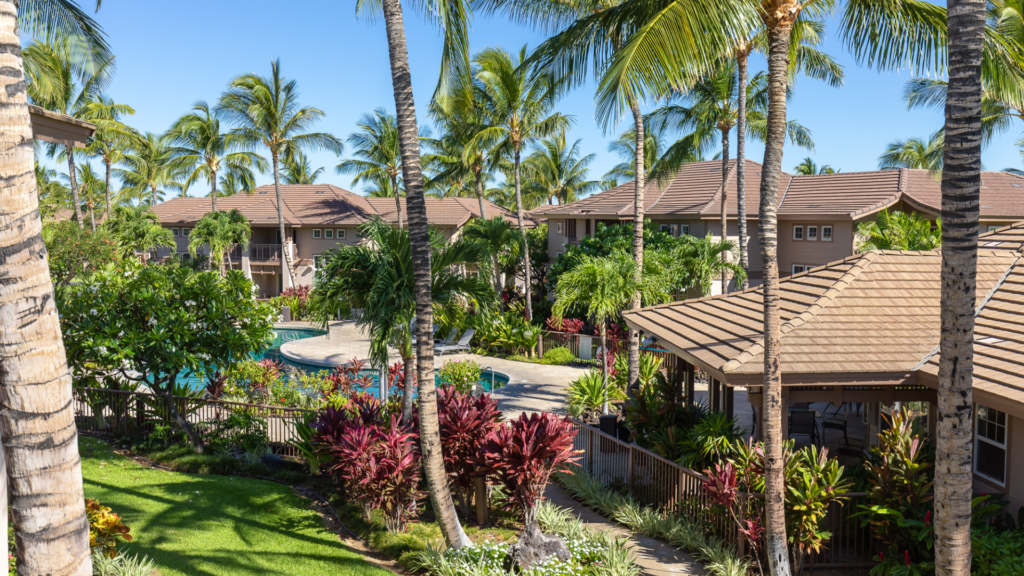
[567,417,878,570]
[74,387,314,458]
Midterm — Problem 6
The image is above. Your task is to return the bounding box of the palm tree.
[423,100,496,216]
[675,234,747,296]
[81,95,136,217]
[461,216,520,296]
[24,38,113,228]
[115,132,186,206]
[0,1,110,572]
[472,45,572,322]
[856,210,942,252]
[36,160,70,220]
[793,157,838,174]
[553,252,669,413]
[61,161,104,230]
[309,216,492,426]
[337,108,406,224]
[218,59,343,289]
[522,131,600,205]
[281,149,325,185]
[646,61,815,295]
[166,101,267,212]
[878,132,945,173]
[219,169,256,196]
[602,124,675,186]
[189,210,252,276]
[104,204,175,261]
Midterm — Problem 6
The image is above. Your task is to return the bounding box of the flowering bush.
[545,317,584,334]
[473,412,579,525]
[43,220,119,286]
[86,498,133,558]
[438,360,482,393]
[436,534,608,576]
[435,387,502,516]
[270,285,312,320]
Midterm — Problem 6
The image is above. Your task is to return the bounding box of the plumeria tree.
[56,264,275,452]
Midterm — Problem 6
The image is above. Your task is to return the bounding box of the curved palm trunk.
[600,321,609,415]
[935,0,985,571]
[150,184,158,206]
[211,169,218,212]
[88,201,96,231]
[475,170,486,219]
[720,127,730,295]
[0,3,92,571]
[379,0,470,549]
[758,18,795,576]
[513,147,533,322]
[627,99,644,391]
[272,153,294,287]
[736,50,750,290]
[392,173,402,227]
[66,145,83,227]
[104,157,112,219]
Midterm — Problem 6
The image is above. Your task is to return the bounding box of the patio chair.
[788,409,819,444]
[435,329,475,356]
[822,414,849,446]
[410,325,439,345]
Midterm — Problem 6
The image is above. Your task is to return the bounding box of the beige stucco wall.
[778,220,855,276]
[294,226,358,259]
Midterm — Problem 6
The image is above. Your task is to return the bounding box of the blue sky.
[39,0,1023,197]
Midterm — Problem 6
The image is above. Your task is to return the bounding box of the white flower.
[89,309,97,316]
[148,317,157,326]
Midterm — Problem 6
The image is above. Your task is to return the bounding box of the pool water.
[178,328,509,394]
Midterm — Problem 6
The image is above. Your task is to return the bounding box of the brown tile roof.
[533,160,1024,221]
[623,246,1021,383]
[151,185,528,228]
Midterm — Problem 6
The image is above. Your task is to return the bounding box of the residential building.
[532,159,1024,293]
[622,223,1024,511]
[151,184,525,297]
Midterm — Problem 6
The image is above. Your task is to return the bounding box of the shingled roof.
[151,184,530,228]
[623,224,1024,398]
[533,160,1024,222]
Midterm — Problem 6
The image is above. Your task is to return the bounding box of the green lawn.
[79,436,393,576]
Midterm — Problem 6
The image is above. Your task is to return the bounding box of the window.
[171,228,179,237]
[792,264,810,274]
[793,226,804,240]
[312,229,321,239]
[989,226,1000,232]
[338,229,346,239]
[556,251,564,258]
[556,222,563,234]
[182,228,190,237]
[822,226,833,242]
[325,229,334,239]
[566,219,577,237]
[975,405,1007,484]
[807,226,818,241]
[314,254,327,270]
[681,224,690,236]
[669,224,678,236]
[660,224,669,233]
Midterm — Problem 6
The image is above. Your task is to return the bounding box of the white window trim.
[312,229,321,239]
[792,264,808,275]
[807,226,818,241]
[681,224,690,236]
[989,226,1000,232]
[556,251,564,258]
[171,228,179,237]
[338,229,346,239]
[822,225,833,242]
[793,225,804,240]
[556,222,563,234]
[974,405,1008,486]
[659,224,669,233]
[182,228,190,237]
[325,229,334,239]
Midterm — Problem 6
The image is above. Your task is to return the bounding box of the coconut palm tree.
[522,131,601,205]
[24,38,113,228]
[793,157,838,174]
[646,61,815,295]
[281,149,325,185]
[471,45,572,322]
[674,234,747,296]
[61,161,104,230]
[81,95,136,217]
[553,252,669,413]
[219,169,256,196]
[36,160,70,220]
[423,99,496,216]
[166,101,267,212]
[104,204,175,261]
[461,216,520,296]
[878,132,945,172]
[602,124,679,186]
[189,210,252,276]
[218,59,343,289]
[337,108,407,224]
[0,1,110,572]
[115,132,187,206]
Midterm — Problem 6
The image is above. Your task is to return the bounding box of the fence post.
[587,428,594,474]
[628,445,635,496]
[537,332,544,359]
[736,493,747,557]
[475,476,488,526]
[136,396,145,432]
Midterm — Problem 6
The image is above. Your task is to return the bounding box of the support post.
[537,332,543,359]
[711,378,721,413]
[684,363,695,406]
[725,385,734,420]
[474,476,488,526]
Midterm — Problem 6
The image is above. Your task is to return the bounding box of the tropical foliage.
[103,204,174,260]
[42,219,118,286]
[857,210,941,252]
[189,209,252,276]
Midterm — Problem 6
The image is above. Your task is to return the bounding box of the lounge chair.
[410,324,439,345]
[434,329,475,356]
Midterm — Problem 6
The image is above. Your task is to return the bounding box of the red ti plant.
[546,317,584,334]
[329,422,379,518]
[472,412,580,526]
[388,361,405,390]
[363,416,422,533]
[435,387,502,517]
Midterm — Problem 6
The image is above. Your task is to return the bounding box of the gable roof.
[623,224,1024,395]
[533,160,1024,222]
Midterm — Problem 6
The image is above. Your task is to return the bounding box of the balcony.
[227,243,295,263]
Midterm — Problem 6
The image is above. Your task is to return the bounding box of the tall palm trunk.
[475,169,486,218]
[935,0,986,571]
[379,0,470,549]
[104,157,112,219]
[272,152,293,287]
[88,200,96,231]
[211,168,218,212]
[513,147,532,321]
[392,173,402,227]
[600,321,609,415]
[720,127,730,295]
[736,49,750,290]
[758,15,795,576]
[402,351,415,420]
[150,184,157,206]
[66,145,83,227]
[626,100,644,391]
[0,2,92,571]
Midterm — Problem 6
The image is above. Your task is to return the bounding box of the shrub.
[322,358,373,399]
[567,370,622,416]
[43,220,118,286]
[271,285,312,320]
[545,317,584,334]
[91,550,159,576]
[473,412,579,525]
[539,347,576,365]
[86,498,133,558]
[438,360,482,393]
[972,526,1024,576]
[435,387,503,516]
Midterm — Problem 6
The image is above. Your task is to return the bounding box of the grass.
[79,436,393,576]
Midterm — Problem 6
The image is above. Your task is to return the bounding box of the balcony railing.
[227,243,296,263]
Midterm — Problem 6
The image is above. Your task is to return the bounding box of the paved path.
[544,483,707,576]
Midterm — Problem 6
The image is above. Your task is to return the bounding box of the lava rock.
[509,522,571,570]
